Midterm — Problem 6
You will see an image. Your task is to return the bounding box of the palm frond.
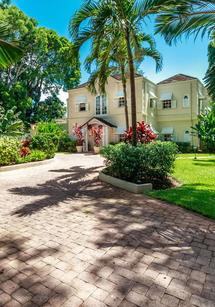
[0,22,23,68]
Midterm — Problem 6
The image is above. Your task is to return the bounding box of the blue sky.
[12,0,210,85]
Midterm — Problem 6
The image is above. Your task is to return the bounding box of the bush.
[101,141,178,188]
[30,133,58,158]
[17,150,47,164]
[36,122,64,136]
[58,134,76,152]
[176,142,192,153]
[0,137,20,166]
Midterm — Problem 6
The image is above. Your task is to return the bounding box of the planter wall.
[99,171,152,194]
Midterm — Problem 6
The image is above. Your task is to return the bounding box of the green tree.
[31,94,66,123]
[0,106,24,136]
[193,104,215,152]
[86,30,162,130]
[70,0,161,146]
[0,4,80,124]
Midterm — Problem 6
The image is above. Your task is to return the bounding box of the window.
[183,95,190,108]
[164,134,172,141]
[149,98,155,108]
[96,95,107,115]
[118,97,125,107]
[79,103,86,112]
[163,100,172,109]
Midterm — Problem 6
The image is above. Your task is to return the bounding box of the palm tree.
[142,0,215,44]
[0,21,22,69]
[85,30,162,130]
[70,0,161,146]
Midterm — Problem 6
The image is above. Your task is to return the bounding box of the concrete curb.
[0,158,55,172]
[99,171,152,194]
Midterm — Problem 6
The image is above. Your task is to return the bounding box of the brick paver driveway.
[0,153,215,307]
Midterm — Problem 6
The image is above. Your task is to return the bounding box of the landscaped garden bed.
[100,141,178,192]
[0,122,77,169]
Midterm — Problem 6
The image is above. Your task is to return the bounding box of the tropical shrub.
[36,121,64,136]
[20,139,31,157]
[30,134,58,158]
[17,150,47,164]
[0,136,20,166]
[193,104,215,152]
[124,121,157,144]
[73,123,84,146]
[176,142,192,153]
[90,125,103,147]
[58,134,76,152]
[101,141,178,188]
[0,106,24,136]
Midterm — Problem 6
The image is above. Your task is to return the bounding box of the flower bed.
[0,136,53,167]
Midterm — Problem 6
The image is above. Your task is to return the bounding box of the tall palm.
[85,34,130,129]
[0,22,22,69]
[85,30,162,130]
[142,0,215,44]
[70,0,160,146]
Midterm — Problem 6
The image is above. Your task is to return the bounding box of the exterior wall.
[68,75,209,147]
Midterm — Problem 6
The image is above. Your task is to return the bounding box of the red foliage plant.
[124,121,157,144]
[73,123,84,146]
[20,139,31,157]
[90,125,103,147]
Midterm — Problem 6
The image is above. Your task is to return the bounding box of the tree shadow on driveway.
[8,164,215,305]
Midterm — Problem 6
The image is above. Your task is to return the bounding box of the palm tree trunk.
[125,29,137,146]
[120,64,129,130]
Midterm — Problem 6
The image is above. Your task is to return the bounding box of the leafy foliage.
[0,4,80,124]
[17,150,48,164]
[0,136,20,166]
[0,106,24,136]
[90,125,103,147]
[30,133,58,158]
[101,142,178,187]
[0,20,22,68]
[193,104,215,152]
[142,0,215,45]
[73,123,84,146]
[36,121,65,136]
[70,0,163,146]
[124,121,157,144]
[205,38,215,100]
[58,135,76,152]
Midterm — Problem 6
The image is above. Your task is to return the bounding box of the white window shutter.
[85,103,89,112]
[172,100,177,109]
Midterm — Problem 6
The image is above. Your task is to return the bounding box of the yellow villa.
[67,73,209,151]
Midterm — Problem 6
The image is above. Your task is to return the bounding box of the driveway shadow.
[8,164,215,305]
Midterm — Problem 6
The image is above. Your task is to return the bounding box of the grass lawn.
[147,153,215,219]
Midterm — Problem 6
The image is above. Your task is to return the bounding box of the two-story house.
[67,73,209,151]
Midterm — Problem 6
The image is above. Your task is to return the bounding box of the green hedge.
[0,136,20,166]
[30,133,58,158]
[101,141,178,188]
[58,134,76,152]
[17,150,48,164]
[175,142,192,153]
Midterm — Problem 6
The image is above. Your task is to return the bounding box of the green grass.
[147,154,215,219]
